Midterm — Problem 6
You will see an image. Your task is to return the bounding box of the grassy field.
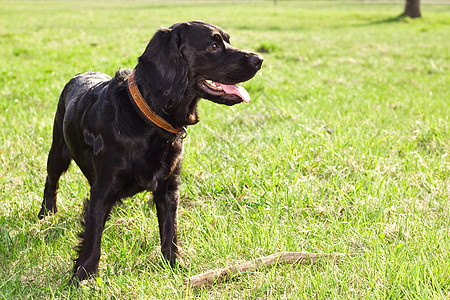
[0,0,449,298]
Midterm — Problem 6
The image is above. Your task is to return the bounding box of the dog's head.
[171,21,263,106]
[137,21,263,110]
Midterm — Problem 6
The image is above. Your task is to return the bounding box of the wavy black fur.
[38,21,262,282]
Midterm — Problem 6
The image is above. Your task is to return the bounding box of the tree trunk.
[404,0,421,18]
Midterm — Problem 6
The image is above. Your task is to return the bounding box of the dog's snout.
[249,54,263,70]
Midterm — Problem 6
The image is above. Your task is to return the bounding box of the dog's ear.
[136,27,189,111]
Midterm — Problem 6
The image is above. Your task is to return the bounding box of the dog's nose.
[249,54,263,70]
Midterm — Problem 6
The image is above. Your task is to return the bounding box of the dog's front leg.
[153,178,180,267]
[72,185,115,282]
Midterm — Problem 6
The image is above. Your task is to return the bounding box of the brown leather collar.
[127,70,187,139]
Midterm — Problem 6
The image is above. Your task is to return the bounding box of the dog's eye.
[207,43,219,52]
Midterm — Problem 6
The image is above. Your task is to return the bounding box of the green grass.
[1,0,449,298]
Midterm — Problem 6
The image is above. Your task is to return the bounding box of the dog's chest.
[126,140,183,192]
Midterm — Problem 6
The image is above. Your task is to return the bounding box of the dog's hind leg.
[38,105,72,219]
[72,183,116,282]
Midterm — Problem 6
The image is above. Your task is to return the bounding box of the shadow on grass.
[355,14,415,27]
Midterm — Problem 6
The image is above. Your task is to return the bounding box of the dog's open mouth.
[199,80,251,103]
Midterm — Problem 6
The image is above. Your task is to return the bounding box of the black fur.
[38,21,262,282]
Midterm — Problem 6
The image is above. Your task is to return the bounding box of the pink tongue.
[220,83,251,103]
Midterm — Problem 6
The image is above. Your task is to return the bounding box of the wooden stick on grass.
[184,252,346,288]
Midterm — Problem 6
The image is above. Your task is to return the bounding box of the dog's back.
[61,72,111,109]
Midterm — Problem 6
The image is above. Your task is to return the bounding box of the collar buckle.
[177,126,188,140]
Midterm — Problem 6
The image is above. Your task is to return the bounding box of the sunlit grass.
[0,1,449,298]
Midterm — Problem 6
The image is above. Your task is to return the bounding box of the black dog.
[38,21,262,282]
